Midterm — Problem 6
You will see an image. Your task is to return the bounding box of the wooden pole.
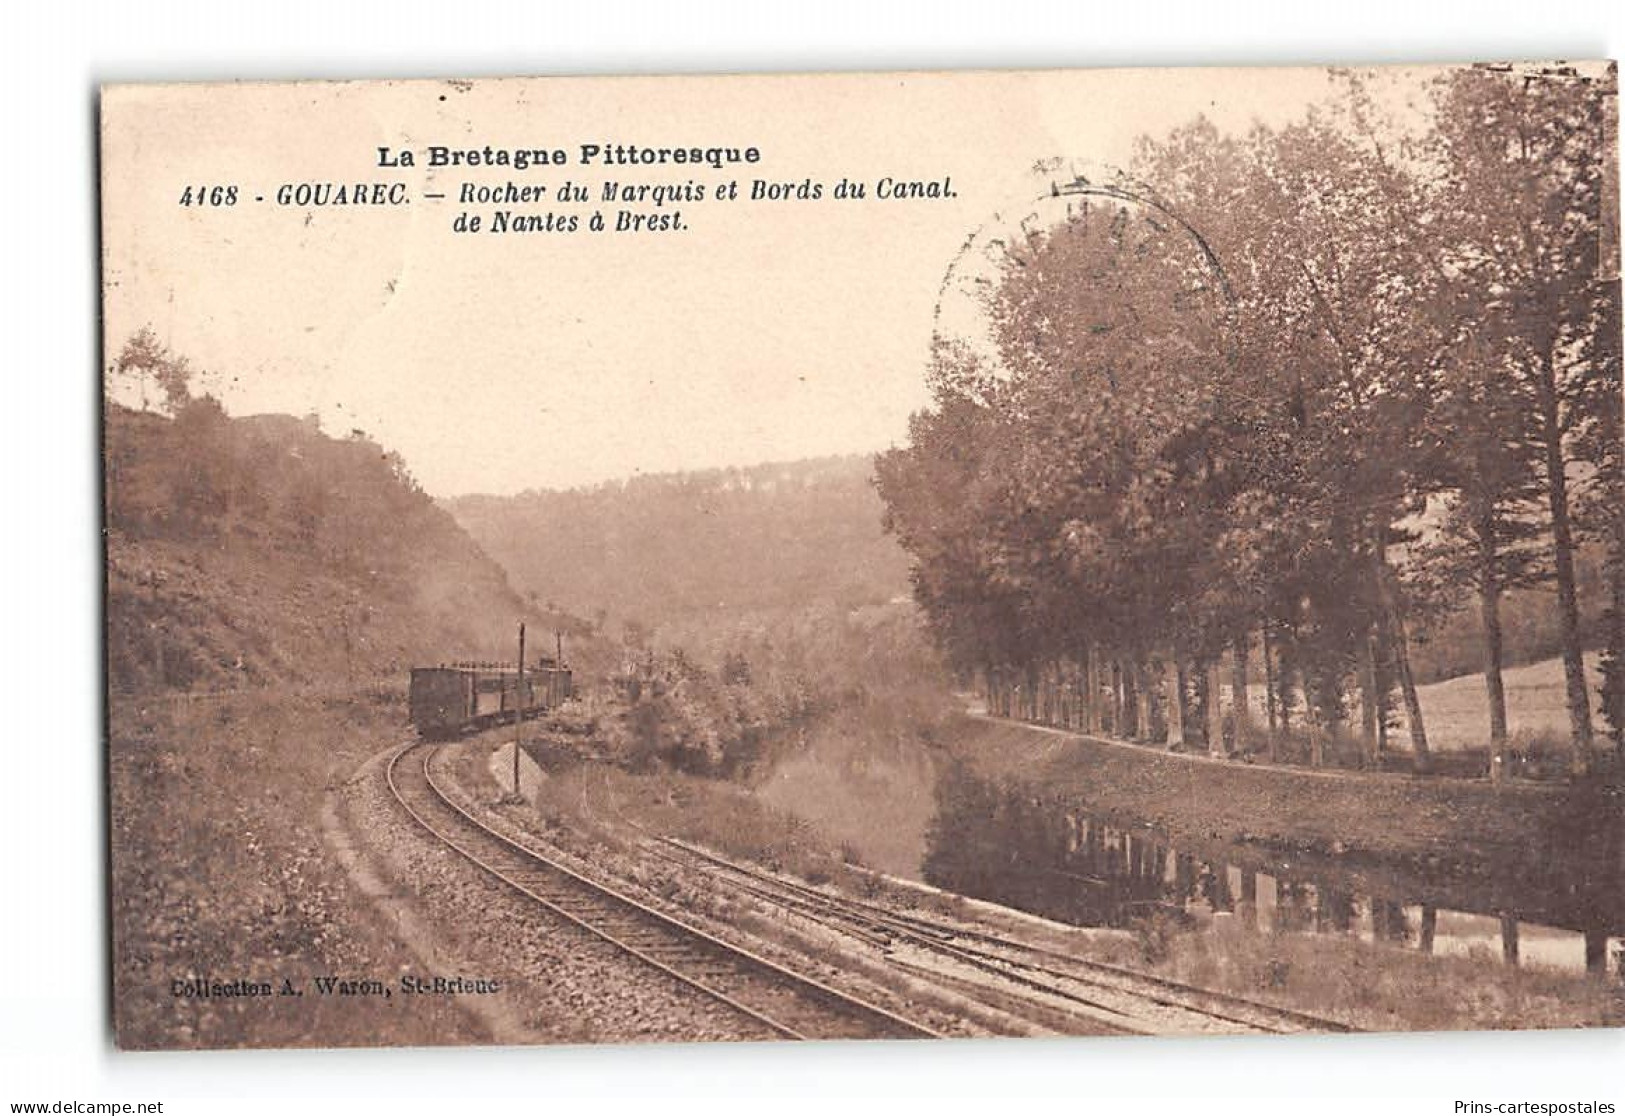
[514,621,525,797]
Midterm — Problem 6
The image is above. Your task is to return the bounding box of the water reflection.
[923,766,1623,976]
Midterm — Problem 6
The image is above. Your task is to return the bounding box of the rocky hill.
[104,400,581,693]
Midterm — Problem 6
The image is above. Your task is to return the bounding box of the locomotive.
[408,658,573,739]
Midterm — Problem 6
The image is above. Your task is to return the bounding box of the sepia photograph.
[97,58,1622,1059]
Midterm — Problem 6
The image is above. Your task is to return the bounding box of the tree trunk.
[1231,634,1251,755]
[1419,905,1437,954]
[1097,658,1109,733]
[1392,607,1430,771]
[1111,660,1126,737]
[1279,662,1295,735]
[1376,644,1390,757]
[1134,659,1152,743]
[1206,661,1225,757]
[1536,344,1595,772]
[1379,559,1431,770]
[1367,536,1394,764]
[1262,623,1279,760]
[1479,524,1511,782]
[1585,927,1610,975]
[1084,646,1099,733]
[1165,656,1186,750]
[1501,915,1520,965]
[1359,622,1380,764]
[1175,852,1196,900]
[1276,624,1298,738]
[1321,890,1354,933]
[1380,900,1408,943]
[1605,524,1625,753]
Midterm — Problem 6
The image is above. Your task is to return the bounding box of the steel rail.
[650,835,1357,1036]
[382,742,940,1042]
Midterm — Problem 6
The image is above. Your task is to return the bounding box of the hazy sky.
[102,65,1446,497]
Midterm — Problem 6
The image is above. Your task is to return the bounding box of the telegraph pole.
[514,621,525,797]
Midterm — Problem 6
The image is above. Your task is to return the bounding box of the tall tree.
[1432,65,1618,771]
[1421,327,1552,778]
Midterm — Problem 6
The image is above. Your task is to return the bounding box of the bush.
[1131,910,1179,966]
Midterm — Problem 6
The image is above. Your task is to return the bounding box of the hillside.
[446,455,913,638]
[1406,556,1612,686]
[104,399,585,693]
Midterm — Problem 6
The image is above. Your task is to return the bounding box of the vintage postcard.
[101,62,1623,1051]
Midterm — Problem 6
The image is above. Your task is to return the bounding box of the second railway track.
[383,741,940,1043]
[643,835,1358,1038]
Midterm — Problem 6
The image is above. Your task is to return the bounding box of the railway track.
[383,742,940,1042]
[644,836,1357,1038]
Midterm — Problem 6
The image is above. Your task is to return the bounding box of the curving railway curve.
[383,741,941,1042]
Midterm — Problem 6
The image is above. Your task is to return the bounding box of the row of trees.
[877,65,1622,778]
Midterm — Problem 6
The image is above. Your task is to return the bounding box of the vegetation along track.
[646,836,1357,1037]
[383,742,940,1042]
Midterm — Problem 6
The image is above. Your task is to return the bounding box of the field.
[1411,653,1607,753]
[1234,653,1607,754]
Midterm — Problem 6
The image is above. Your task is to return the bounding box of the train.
[408,658,573,739]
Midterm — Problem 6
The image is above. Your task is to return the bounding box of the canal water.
[919,764,1623,976]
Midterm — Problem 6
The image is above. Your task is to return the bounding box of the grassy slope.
[108,693,483,1049]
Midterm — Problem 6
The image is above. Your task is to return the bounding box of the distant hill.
[446,455,913,637]
[1408,565,1611,687]
[105,399,598,693]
